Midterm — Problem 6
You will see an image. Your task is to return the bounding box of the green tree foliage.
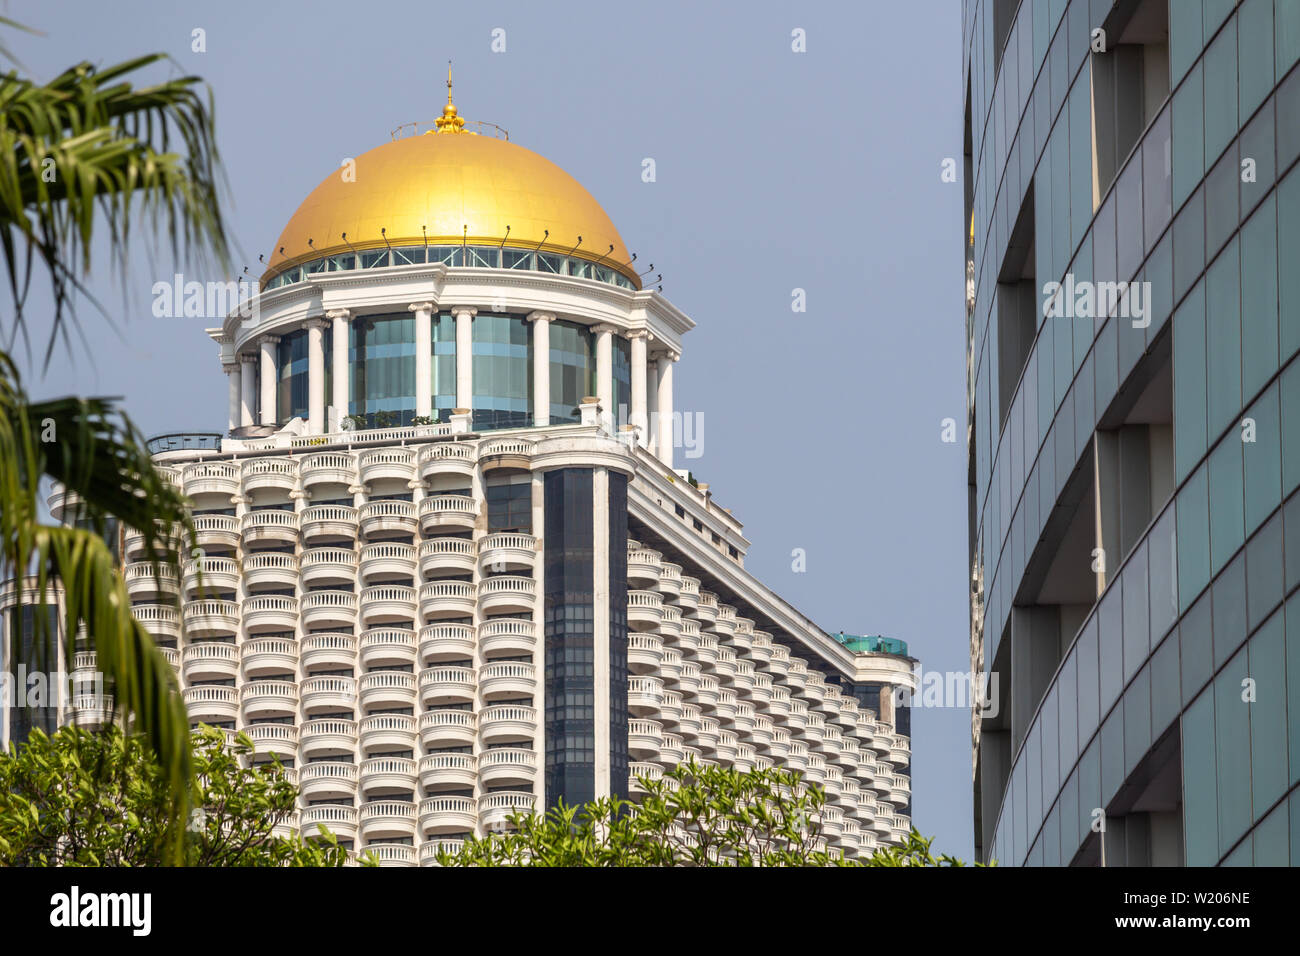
[437,759,979,867]
[0,726,365,867]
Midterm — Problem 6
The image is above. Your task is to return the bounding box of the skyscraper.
[5,89,918,864]
[965,0,1300,865]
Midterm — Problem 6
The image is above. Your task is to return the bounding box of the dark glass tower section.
[543,469,595,806]
[608,473,630,799]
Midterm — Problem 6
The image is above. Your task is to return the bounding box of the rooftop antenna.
[531,229,549,254]
[341,232,359,257]
[619,252,638,270]
[638,262,655,278]
[380,227,393,252]
[565,236,584,256]
[593,243,615,266]
[498,225,511,249]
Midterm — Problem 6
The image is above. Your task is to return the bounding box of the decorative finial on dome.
[434,60,466,133]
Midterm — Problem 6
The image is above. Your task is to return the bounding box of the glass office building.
[965,0,1300,865]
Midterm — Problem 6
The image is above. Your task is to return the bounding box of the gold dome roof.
[263,122,637,288]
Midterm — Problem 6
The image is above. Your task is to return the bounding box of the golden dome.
[263,126,637,288]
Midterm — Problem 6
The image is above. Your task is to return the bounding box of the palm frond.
[0,49,231,363]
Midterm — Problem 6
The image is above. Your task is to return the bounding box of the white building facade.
[6,98,917,864]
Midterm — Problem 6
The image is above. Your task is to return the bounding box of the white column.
[656,350,677,468]
[259,335,280,426]
[452,307,477,412]
[628,329,648,446]
[593,324,615,432]
[327,308,350,426]
[224,363,241,434]
[528,311,553,427]
[239,353,257,427]
[306,319,327,434]
[409,301,434,419]
[646,355,659,455]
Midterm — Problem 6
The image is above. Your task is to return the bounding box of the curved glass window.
[613,337,631,427]
[349,315,415,427]
[433,313,456,422]
[471,313,531,430]
[549,320,594,424]
[276,327,331,424]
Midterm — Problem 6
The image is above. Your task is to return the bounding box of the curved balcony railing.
[478,618,535,658]
[417,494,477,533]
[300,633,356,671]
[301,504,359,542]
[420,622,476,663]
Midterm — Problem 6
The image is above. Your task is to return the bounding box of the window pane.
[1248,610,1287,815]
[1177,464,1212,612]
[1205,238,1242,441]
[1243,382,1281,535]
[1182,688,1218,866]
[1215,650,1252,857]
[1208,434,1245,574]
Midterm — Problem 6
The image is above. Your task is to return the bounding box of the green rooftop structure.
[831,632,908,657]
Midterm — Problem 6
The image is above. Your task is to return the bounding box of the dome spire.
[434,60,466,133]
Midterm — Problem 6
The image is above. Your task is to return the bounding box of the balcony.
[659,647,682,683]
[479,704,535,745]
[358,671,417,711]
[360,585,417,626]
[886,735,911,767]
[786,658,808,693]
[821,725,844,760]
[70,694,114,727]
[715,688,737,724]
[241,458,299,496]
[733,660,756,697]
[241,509,300,546]
[626,590,663,631]
[420,752,476,791]
[479,661,535,700]
[751,673,774,708]
[420,795,477,835]
[358,448,416,486]
[418,494,477,534]
[475,619,533,659]
[837,740,862,772]
[301,805,357,842]
[479,792,534,831]
[299,762,359,800]
[419,537,476,578]
[299,547,356,587]
[627,676,664,715]
[245,723,298,759]
[133,603,181,642]
[419,580,475,621]
[300,590,358,630]
[769,685,791,721]
[242,637,298,677]
[785,741,808,772]
[677,703,702,740]
[300,451,356,491]
[676,576,700,612]
[733,743,756,773]
[360,500,417,539]
[732,700,755,734]
[359,713,416,753]
[693,592,718,626]
[301,676,357,714]
[179,556,237,598]
[479,747,537,787]
[182,641,239,682]
[659,606,682,642]
[478,437,533,472]
[359,800,418,841]
[834,697,861,732]
[479,532,537,573]
[192,514,239,550]
[420,838,464,865]
[748,631,774,666]
[360,756,417,795]
[713,645,737,680]
[696,674,720,707]
[802,671,827,704]
[675,661,701,697]
[124,562,180,600]
[804,754,827,788]
[419,622,476,663]
[419,666,475,706]
[420,708,477,749]
[822,804,845,843]
[300,719,358,759]
[696,716,720,753]
[418,442,476,481]
[360,628,418,668]
[301,504,359,543]
[301,633,357,672]
[629,761,665,796]
[660,690,683,726]
[477,575,535,615]
[182,461,239,500]
[240,680,298,720]
[767,644,791,680]
[659,733,685,767]
[182,685,237,723]
[693,631,717,667]
[183,600,238,638]
[717,729,738,764]
[628,718,664,758]
[627,547,662,587]
[242,595,298,633]
[806,713,825,743]
[627,633,663,673]
[359,542,416,582]
[768,728,790,763]
[750,714,774,751]
[823,766,844,799]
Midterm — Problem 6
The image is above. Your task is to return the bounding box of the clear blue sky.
[12,0,971,855]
